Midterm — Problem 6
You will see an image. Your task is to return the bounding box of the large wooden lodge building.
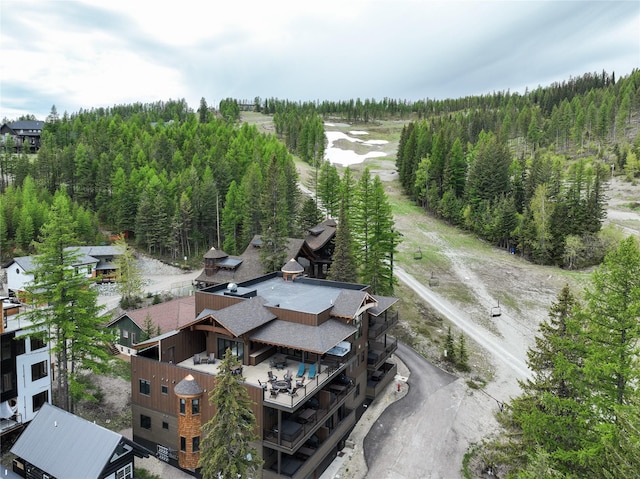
[131,265,399,478]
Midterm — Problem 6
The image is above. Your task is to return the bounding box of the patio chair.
[296,376,305,388]
[308,363,316,380]
[284,369,292,381]
[288,386,298,397]
[258,379,268,390]
[207,352,215,364]
[268,371,277,382]
[270,388,279,398]
[193,354,201,365]
[296,362,306,377]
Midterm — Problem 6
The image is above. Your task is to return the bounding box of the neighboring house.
[194,218,337,288]
[5,246,121,299]
[105,295,196,356]
[130,263,398,478]
[0,310,52,439]
[0,120,44,153]
[10,402,150,479]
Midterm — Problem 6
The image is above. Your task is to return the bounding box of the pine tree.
[584,236,640,414]
[23,189,111,412]
[259,156,289,273]
[444,326,456,363]
[327,200,357,283]
[510,285,594,474]
[457,333,469,371]
[199,349,262,479]
[114,235,143,310]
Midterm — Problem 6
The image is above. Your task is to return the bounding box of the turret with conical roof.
[174,374,204,470]
[281,258,304,281]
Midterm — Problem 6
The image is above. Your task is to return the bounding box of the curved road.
[395,267,530,379]
[360,267,532,478]
[364,342,460,478]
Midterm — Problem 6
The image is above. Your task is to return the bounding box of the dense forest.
[1,69,639,274]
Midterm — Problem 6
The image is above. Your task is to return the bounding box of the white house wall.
[6,264,31,295]
[15,333,52,423]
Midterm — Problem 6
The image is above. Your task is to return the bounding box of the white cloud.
[1,0,638,120]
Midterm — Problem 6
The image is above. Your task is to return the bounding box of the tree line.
[395,70,640,267]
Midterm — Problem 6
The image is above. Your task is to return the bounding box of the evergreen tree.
[510,285,593,474]
[114,235,143,309]
[457,333,469,371]
[317,160,341,218]
[259,156,289,273]
[584,236,640,414]
[444,325,456,363]
[199,349,262,479]
[23,189,110,412]
[221,181,244,255]
[326,200,357,283]
[297,196,323,237]
[358,175,398,295]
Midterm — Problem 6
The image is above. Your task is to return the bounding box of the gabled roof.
[249,318,356,355]
[11,403,149,479]
[330,290,377,319]
[6,120,44,131]
[9,256,35,272]
[211,296,276,337]
[9,246,118,273]
[106,295,196,334]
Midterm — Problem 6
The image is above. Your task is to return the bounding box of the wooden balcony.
[366,336,398,371]
[262,407,356,479]
[366,362,397,399]
[368,310,398,340]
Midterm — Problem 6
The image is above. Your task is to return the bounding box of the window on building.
[217,338,244,362]
[2,372,15,392]
[192,398,200,415]
[139,379,151,396]
[162,421,169,430]
[355,383,360,398]
[193,436,200,452]
[32,391,48,412]
[15,338,26,355]
[116,463,133,479]
[140,415,151,430]
[180,436,186,452]
[161,385,168,395]
[179,398,186,414]
[354,314,363,339]
[122,329,129,339]
[31,360,48,381]
[31,336,46,351]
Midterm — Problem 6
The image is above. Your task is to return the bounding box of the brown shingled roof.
[212,296,277,337]
[330,290,376,319]
[107,296,196,333]
[204,246,228,259]
[304,218,337,252]
[195,236,305,286]
[369,295,400,316]
[249,318,356,354]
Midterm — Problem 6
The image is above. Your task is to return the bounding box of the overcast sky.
[1,0,638,121]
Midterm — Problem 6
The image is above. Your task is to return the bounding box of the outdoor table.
[272,380,290,391]
[272,354,287,369]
